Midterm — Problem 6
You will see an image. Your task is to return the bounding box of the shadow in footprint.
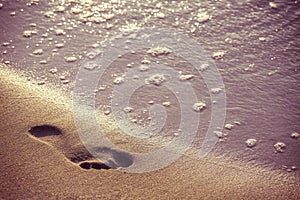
[79,161,111,170]
[69,149,94,163]
[28,125,62,137]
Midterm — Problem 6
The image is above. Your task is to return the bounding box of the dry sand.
[0,63,299,199]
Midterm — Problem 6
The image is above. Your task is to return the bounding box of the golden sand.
[0,64,299,199]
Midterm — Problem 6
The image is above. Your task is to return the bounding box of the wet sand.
[0,64,299,199]
[1,0,300,198]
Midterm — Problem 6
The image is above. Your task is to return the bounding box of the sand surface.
[0,0,300,199]
[0,65,299,199]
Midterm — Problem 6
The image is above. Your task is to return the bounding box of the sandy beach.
[0,0,299,199]
[0,64,299,199]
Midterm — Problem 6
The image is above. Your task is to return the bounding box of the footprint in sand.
[27,125,133,170]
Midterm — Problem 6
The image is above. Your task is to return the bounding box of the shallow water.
[0,0,299,175]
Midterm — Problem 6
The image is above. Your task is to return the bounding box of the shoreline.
[0,64,299,199]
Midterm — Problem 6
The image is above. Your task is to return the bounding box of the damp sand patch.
[0,64,299,199]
